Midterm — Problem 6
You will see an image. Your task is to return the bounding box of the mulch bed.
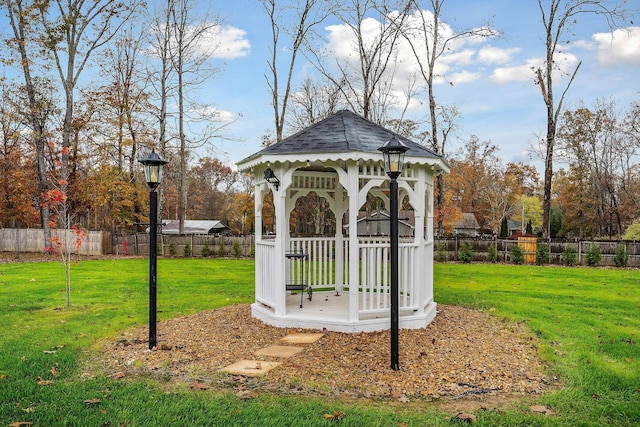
[96,303,553,401]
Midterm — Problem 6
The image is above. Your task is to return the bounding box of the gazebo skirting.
[253,237,437,333]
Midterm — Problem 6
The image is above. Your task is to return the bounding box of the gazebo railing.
[356,238,419,315]
[258,237,422,317]
[255,240,277,307]
[289,237,336,289]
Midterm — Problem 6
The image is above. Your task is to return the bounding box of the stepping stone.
[279,333,324,344]
[255,345,304,358]
[219,360,281,377]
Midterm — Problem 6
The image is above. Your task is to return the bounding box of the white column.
[412,169,427,315]
[273,180,287,317]
[334,185,345,293]
[347,162,360,322]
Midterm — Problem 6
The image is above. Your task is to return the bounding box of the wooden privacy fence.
[435,238,640,267]
[116,233,255,257]
[0,228,111,255]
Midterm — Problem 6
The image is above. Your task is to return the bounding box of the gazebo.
[237,110,449,332]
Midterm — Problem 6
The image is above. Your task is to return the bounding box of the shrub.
[217,237,227,257]
[487,244,497,263]
[435,242,448,262]
[183,243,192,257]
[536,244,550,265]
[200,239,211,257]
[168,242,177,257]
[231,240,243,257]
[585,244,602,267]
[457,242,474,263]
[561,246,577,266]
[613,244,629,267]
[510,245,524,265]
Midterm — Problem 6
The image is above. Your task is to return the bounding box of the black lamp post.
[139,149,168,350]
[378,135,408,371]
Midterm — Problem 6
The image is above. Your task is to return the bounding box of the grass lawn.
[0,258,638,426]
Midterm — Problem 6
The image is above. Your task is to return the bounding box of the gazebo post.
[273,171,287,317]
[347,162,360,323]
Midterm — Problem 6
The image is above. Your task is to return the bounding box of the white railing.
[255,241,277,307]
[254,236,425,318]
[357,238,419,315]
[288,238,336,289]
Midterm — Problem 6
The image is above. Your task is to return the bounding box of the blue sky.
[205,0,639,173]
[1,0,637,173]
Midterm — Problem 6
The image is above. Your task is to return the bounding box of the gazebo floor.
[251,291,437,333]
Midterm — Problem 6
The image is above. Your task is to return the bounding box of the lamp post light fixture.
[139,149,168,350]
[378,135,409,371]
[264,167,280,190]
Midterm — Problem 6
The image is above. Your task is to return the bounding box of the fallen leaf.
[530,405,555,415]
[235,389,254,399]
[7,422,33,427]
[37,379,54,386]
[453,412,477,423]
[43,350,57,354]
[22,408,34,413]
[83,398,101,405]
[109,372,125,379]
[591,393,600,400]
[323,411,345,421]
[51,365,59,376]
[391,388,403,398]
[190,382,209,390]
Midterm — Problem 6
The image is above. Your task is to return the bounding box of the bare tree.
[3,0,55,247]
[535,0,630,239]
[399,0,495,235]
[288,76,346,131]
[147,0,233,233]
[262,0,329,141]
[310,0,410,123]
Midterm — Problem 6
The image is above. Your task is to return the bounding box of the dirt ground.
[95,303,556,412]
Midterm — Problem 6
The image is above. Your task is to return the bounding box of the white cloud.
[146,23,250,60]
[200,25,250,59]
[441,49,476,65]
[490,52,579,84]
[477,46,520,64]
[491,60,539,83]
[449,70,480,84]
[191,106,237,122]
[593,26,640,65]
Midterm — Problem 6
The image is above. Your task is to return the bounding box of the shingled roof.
[237,110,445,169]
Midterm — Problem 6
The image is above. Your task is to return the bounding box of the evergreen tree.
[550,207,562,238]
[499,217,508,238]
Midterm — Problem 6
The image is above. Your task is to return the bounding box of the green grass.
[0,258,638,426]
[435,264,640,425]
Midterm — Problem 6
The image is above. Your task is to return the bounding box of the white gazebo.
[237,110,449,333]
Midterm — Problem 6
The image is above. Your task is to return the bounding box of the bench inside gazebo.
[237,110,449,333]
